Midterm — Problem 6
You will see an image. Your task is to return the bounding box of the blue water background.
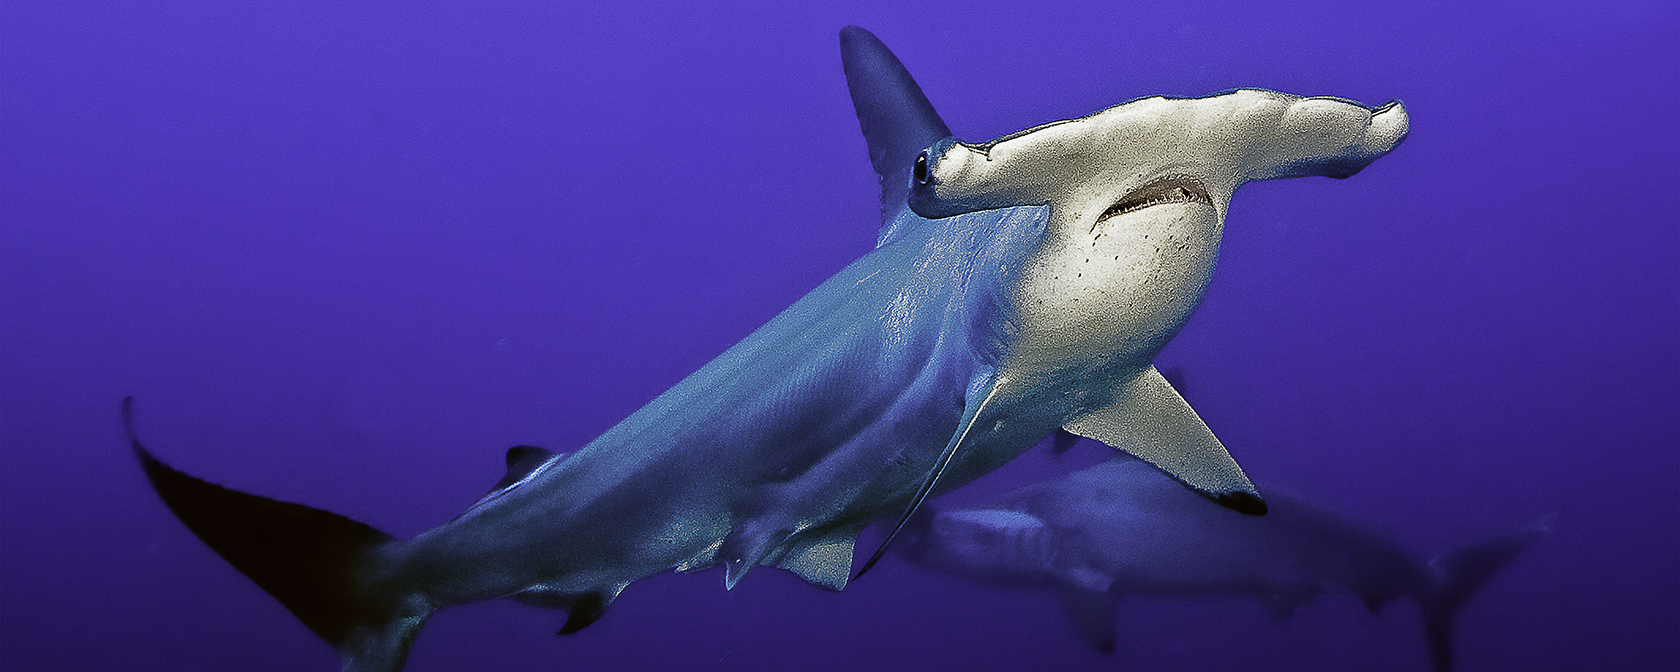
[3,1,1675,670]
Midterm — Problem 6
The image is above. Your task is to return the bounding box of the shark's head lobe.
[907,88,1407,374]
[908,89,1408,222]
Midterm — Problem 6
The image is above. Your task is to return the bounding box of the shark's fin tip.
[1220,490,1268,516]
[556,592,610,635]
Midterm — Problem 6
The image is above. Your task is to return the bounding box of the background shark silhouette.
[897,453,1553,672]
[126,26,1404,672]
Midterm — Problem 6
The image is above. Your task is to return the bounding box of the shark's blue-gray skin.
[898,456,1554,672]
[129,27,1406,672]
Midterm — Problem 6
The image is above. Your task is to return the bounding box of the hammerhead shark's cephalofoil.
[131,26,1407,672]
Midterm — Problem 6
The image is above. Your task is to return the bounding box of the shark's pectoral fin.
[1064,366,1265,515]
[1057,585,1121,655]
[857,370,1006,579]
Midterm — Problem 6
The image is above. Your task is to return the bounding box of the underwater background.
[3,1,1675,670]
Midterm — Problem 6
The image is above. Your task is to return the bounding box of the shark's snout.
[1328,98,1410,177]
[1268,96,1410,180]
[1363,100,1409,157]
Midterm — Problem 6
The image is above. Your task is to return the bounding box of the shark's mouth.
[1095,175,1211,226]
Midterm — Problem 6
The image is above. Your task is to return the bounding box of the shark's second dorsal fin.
[840,26,952,230]
[491,445,558,492]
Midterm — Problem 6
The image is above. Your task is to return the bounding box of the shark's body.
[900,457,1552,671]
[130,27,1407,672]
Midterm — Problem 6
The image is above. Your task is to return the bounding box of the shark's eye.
[913,150,932,186]
[1095,176,1211,225]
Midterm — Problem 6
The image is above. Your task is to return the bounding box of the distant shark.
[897,455,1553,672]
[129,26,1407,672]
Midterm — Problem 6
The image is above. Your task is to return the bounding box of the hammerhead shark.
[129,27,1407,671]
[897,455,1553,672]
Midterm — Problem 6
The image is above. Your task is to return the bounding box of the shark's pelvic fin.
[556,591,613,634]
[504,582,626,635]
[716,521,859,591]
[717,519,792,590]
[774,528,859,591]
[1063,366,1266,515]
[839,25,952,243]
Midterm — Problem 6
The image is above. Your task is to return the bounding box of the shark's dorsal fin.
[840,26,951,236]
[1064,366,1266,515]
[491,445,558,492]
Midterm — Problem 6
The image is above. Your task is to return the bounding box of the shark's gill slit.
[1094,175,1211,227]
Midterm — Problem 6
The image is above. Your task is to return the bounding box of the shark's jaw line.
[1096,175,1212,228]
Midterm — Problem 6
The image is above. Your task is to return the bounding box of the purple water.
[4,2,1675,671]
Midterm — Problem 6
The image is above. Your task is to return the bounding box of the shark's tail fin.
[1420,512,1556,672]
[126,398,429,672]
